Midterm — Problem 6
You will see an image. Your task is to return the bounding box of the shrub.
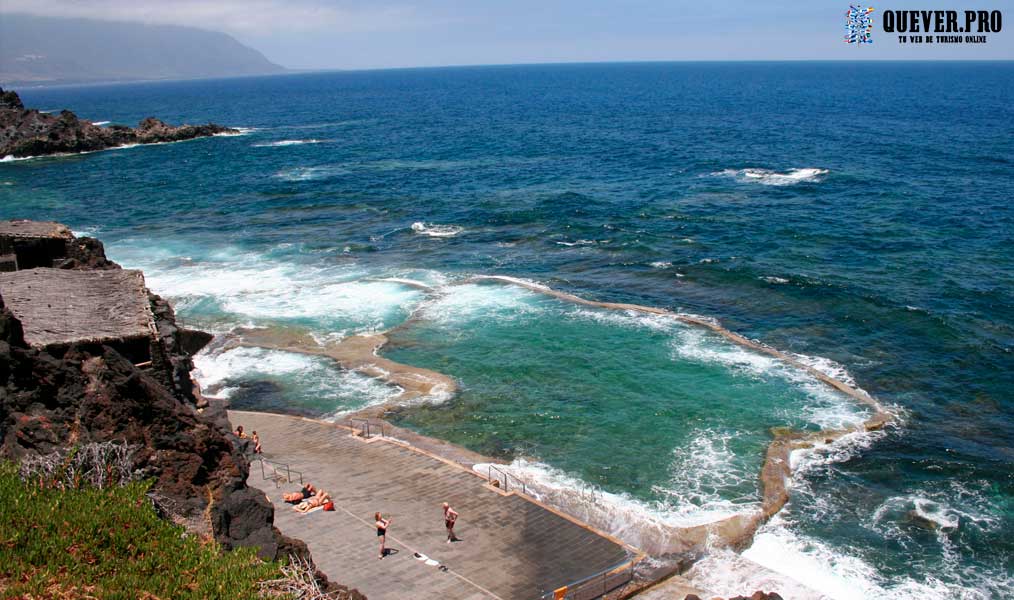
[0,460,283,599]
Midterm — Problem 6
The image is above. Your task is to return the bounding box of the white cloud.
[0,0,431,34]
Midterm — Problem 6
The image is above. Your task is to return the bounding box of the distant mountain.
[0,14,286,85]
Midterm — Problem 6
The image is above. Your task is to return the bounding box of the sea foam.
[253,139,322,147]
[274,165,348,181]
[411,222,464,238]
[417,282,540,326]
[473,458,748,545]
[114,245,425,333]
[715,167,829,186]
[729,517,1005,600]
[193,346,399,414]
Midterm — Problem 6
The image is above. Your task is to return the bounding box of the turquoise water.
[384,282,868,518]
[2,63,1011,598]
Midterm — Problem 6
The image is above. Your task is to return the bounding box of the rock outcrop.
[0,88,237,158]
[0,226,320,572]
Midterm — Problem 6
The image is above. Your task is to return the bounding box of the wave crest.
[253,139,322,147]
[715,167,829,186]
[411,221,464,237]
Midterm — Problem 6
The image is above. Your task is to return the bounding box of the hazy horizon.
[2,1,1011,71]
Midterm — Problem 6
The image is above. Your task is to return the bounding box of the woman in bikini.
[295,489,330,513]
[375,512,391,558]
[283,483,316,504]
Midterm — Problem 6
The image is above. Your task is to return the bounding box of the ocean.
[2,62,1011,598]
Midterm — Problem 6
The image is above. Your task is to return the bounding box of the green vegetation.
[0,461,282,600]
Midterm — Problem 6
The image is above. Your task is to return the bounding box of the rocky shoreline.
[0,221,807,599]
[0,223,361,598]
[0,88,237,159]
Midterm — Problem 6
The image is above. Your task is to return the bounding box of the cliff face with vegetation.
[0,88,237,158]
[0,231,295,560]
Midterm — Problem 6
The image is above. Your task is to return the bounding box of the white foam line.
[713,167,829,186]
[1,131,239,163]
[372,277,435,291]
[411,221,464,238]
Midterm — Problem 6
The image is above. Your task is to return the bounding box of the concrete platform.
[230,410,635,600]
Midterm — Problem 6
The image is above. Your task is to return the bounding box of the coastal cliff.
[0,224,362,597]
[0,88,237,158]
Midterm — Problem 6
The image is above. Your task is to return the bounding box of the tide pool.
[3,62,1011,598]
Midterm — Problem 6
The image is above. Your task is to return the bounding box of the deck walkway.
[230,410,635,600]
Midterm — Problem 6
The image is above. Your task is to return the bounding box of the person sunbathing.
[295,489,331,513]
[283,483,316,504]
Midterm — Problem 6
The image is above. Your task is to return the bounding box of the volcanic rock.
[0,88,237,158]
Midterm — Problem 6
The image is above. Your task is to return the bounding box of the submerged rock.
[0,88,237,158]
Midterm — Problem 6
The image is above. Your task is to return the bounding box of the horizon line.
[7,58,1012,91]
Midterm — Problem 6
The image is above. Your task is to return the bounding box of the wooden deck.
[230,410,635,600]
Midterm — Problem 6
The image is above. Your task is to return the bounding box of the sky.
[2,0,1012,69]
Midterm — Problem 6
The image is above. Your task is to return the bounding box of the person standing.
[442,502,459,542]
[375,512,391,558]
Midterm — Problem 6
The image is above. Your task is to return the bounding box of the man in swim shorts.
[442,502,459,542]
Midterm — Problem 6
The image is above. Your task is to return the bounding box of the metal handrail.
[538,559,635,600]
[487,464,527,495]
[348,418,385,439]
[257,457,303,487]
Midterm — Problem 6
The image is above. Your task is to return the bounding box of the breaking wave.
[253,139,322,147]
[111,244,424,333]
[472,458,742,545]
[411,222,464,237]
[715,167,829,186]
[726,516,1008,600]
[193,346,399,416]
[416,282,540,326]
[213,127,257,136]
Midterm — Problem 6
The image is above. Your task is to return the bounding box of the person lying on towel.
[283,483,316,503]
[295,489,332,513]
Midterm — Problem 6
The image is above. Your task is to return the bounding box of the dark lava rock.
[0,223,365,595]
[56,236,119,270]
[0,89,23,110]
[0,88,237,158]
[0,286,276,559]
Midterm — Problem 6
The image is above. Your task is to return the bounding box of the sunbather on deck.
[295,489,331,513]
[283,483,316,504]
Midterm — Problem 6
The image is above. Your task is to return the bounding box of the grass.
[0,461,284,600]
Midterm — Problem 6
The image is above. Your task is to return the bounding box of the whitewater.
[3,63,1010,599]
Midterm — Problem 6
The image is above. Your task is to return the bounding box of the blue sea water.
[1,62,1012,598]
